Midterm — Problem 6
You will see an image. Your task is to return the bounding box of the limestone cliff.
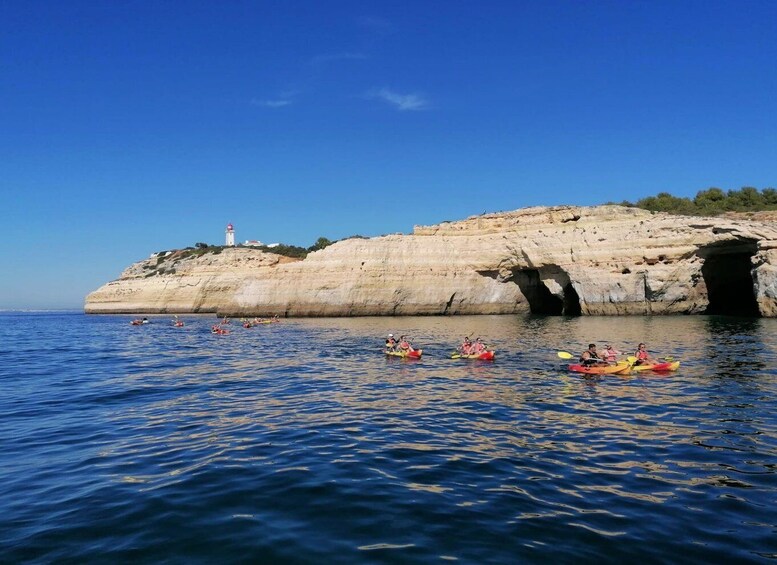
[85,205,777,317]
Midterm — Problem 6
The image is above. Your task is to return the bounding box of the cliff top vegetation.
[615,187,777,216]
[153,235,368,263]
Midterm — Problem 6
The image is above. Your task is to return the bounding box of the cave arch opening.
[514,268,581,316]
[700,242,759,316]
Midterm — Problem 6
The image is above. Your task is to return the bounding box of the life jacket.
[580,350,599,364]
[602,349,616,361]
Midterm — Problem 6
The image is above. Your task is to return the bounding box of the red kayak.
[452,351,495,360]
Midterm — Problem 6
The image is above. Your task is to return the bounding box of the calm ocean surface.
[1,312,776,563]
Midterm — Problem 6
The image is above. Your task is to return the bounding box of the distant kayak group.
[561,342,680,375]
[130,316,281,334]
[242,316,281,328]
[384,334,496,360]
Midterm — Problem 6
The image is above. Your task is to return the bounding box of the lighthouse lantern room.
[225,223,235,246]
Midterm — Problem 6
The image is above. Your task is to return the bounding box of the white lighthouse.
[225,223,235,246]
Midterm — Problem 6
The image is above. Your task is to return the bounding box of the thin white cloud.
[252,99,292,108]
[251,90,299,109]
[370,88,429,111]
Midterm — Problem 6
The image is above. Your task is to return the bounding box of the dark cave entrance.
[514,268,581,316]
[700,243,759,316]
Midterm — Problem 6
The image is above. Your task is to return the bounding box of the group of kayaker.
[384,334,493,357]
[579,342,656,366]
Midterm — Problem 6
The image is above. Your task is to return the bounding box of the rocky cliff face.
[85,205,777,317]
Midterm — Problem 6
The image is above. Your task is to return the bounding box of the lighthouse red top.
[226,223,234,231]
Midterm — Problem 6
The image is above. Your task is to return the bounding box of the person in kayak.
[601,344,621,362]
[385,334,397,352]
[634,343,655,365]
[580,344,607,366]
[398,335,415,353]
[458,337,473,355]
[471,338,487,355]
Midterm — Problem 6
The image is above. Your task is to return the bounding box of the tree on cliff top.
[617,186,777,216]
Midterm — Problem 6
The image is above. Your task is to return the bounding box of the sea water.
[1,312,776,563]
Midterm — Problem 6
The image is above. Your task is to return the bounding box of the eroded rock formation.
[85,205,777,317]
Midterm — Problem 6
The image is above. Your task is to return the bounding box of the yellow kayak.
[631,361,680,372]
[385,349,422,359]
[568,361,632,375]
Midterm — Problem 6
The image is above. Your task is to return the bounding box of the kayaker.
[398,335,414,353]
[471,338,487,355]
[634,343,655,365]
[601,344,621,362]
[580,344,607,366]
[459,337,472,355]
[385,334,397,352]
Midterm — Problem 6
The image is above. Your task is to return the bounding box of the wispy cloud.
[251,90,299,109]
[370,88,429,111]
[252,99,292,108]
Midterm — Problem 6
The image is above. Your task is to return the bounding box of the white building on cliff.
[225,223,235,246]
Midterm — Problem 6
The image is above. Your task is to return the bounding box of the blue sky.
[2,0,776,309]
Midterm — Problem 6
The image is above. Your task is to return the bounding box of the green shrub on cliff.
[617,187,777,216]
[257,244,308,259]
[307,237,333,252]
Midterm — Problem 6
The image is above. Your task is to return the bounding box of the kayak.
[568,361,631,375]
[631,361,680,372]
[211,326,230,335]
[386,349,422,359]
[452,351,495,360]
[174,321,184,327]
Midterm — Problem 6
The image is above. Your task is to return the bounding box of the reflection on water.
[0,313,776,563]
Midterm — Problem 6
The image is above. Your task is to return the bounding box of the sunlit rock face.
[85,205,777,317]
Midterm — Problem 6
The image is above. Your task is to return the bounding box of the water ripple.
[1,313,776,562]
